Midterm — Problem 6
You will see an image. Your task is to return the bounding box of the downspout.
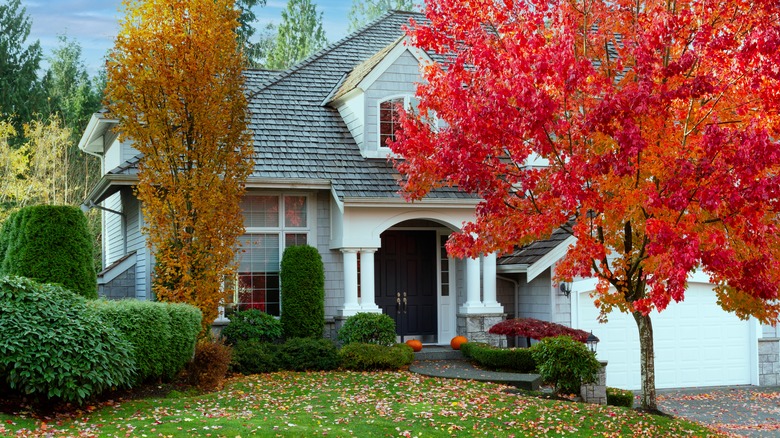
[497,274,520,346]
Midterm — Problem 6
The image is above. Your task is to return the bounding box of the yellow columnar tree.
[106,0,253,334]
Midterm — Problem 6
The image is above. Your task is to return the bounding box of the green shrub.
[0,205,96,298]
[337,312,397,346]
[232,340,280,374]
[92,300,201,384]
[607,387,634,407]
[221,309,283,345]
[277,337,339,371]
[187,338,232,391]
[165,302,203,377]
[280,245,324,339]
[460,342,537,373]
[339,343,414,371]
[0,276,135,405]
[531,335,601,394]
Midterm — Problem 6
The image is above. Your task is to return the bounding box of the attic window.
[379,97,404,147]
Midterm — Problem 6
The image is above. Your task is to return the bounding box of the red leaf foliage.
[488,318,590,343]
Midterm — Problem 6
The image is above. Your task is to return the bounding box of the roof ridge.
[247,10,422,100]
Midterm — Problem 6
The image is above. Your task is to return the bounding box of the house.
[78,11,780,390]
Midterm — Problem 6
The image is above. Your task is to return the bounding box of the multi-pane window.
[379,97,405,146]
[234,194,309,315]
[440,235,450,297]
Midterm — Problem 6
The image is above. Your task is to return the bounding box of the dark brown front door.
[375,230,437,339]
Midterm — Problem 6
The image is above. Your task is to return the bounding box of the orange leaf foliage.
[393,0,780,324]
[105,0,253,334]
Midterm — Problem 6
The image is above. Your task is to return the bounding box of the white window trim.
[374,94,415,158]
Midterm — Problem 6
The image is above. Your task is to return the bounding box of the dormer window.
[379,95,418,148]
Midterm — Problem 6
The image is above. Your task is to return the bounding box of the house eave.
[496,264,530,274]
[78,113,118,154]
[341,197,481,209]
[244,178,332,191]
[83,174,138,206]
[526,235,577,282]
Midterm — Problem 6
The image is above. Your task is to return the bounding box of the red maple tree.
[393,0,780,410]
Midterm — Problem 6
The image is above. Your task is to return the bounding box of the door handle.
[403,292,407,313]
[396,292,401,314]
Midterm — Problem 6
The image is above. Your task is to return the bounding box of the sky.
[23,0,354,76]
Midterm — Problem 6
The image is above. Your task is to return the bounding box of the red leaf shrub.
[488,318,590,343]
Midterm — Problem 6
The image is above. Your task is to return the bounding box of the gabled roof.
[497,227,577,281]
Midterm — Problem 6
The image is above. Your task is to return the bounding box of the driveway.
[657,386,780,437]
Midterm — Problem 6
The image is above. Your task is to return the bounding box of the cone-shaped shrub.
[280,245,324,338]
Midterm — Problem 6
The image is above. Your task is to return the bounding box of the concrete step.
[413,346,463,361]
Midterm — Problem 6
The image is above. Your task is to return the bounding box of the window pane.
[380,98,403,146]
[285,233,307,247]
[284,196,307,227]
[241,195,279,228]
[236,233,281,316]
[440,234,450,296]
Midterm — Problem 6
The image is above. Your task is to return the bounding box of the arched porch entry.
[374,220,456,344]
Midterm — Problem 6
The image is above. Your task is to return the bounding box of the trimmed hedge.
[607,387,634,407]
[221,309,282,345]
[91,299,201,384]
[280,245,324,339]
[339,343,414,371]
[277,338,340,371]
[460,342,537,373]
[0,205,96,298]
[337,312,397,346]
[0,276,135,405]
[231,340,280,374]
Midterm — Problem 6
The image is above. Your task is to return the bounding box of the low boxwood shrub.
[0,205,96,298]
[187,338,232,391]
[277,337,339,371]
[337,312,396,346]
[221,309,283,345]
[531,335,601,394]
[0,276,135,405]
[280,245,325,339]
[91,299,201,384]
[460,342,537,373]
[232,340,280,374]
[607,387,634,407]
[339,343,414,371]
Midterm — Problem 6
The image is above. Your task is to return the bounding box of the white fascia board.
[527,235,578,282]
[357,36,434,92]
[496,263,530,274]
[78,114,118,154]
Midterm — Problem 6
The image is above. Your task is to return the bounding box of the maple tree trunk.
[632,312,658,411]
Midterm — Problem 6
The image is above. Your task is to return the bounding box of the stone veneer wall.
[457,314,507,347]
[98,268,135,300]
[759,338,780,386]
[581,361,608,405]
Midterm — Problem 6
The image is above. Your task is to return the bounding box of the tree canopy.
[394,0,780,410]
[265,0,327,70]
[106,0,253,333]
[348,0,417,32]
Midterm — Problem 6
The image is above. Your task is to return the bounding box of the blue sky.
[23,0,355,76]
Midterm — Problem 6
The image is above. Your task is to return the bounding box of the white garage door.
[576,284,752,390]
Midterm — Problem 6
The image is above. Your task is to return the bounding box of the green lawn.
[0,371,723,437]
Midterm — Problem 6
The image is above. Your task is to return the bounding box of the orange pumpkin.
[406,339,423,352]
[450,336,468,350]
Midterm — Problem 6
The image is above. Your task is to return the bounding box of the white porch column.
[340,249,361,316]
[459,256,485,314]
[359,248,381,313]
[482,252,504,313]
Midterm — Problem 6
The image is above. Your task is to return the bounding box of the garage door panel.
[577,284,751,390]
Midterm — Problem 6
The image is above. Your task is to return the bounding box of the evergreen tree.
[265,0,327,70]
[348,0,416,32]
[0,0,45,140]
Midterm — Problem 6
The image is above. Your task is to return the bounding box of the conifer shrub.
[221,309,282,345]
[531,335,601,394]
[280,245,324,339]
[91,300,201,383]
[0,205,96,298]
[231,340,280,374]
[0,276,135,405]
[337,312,397,346]
[277,337,339,371]
[339,343,414,371]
